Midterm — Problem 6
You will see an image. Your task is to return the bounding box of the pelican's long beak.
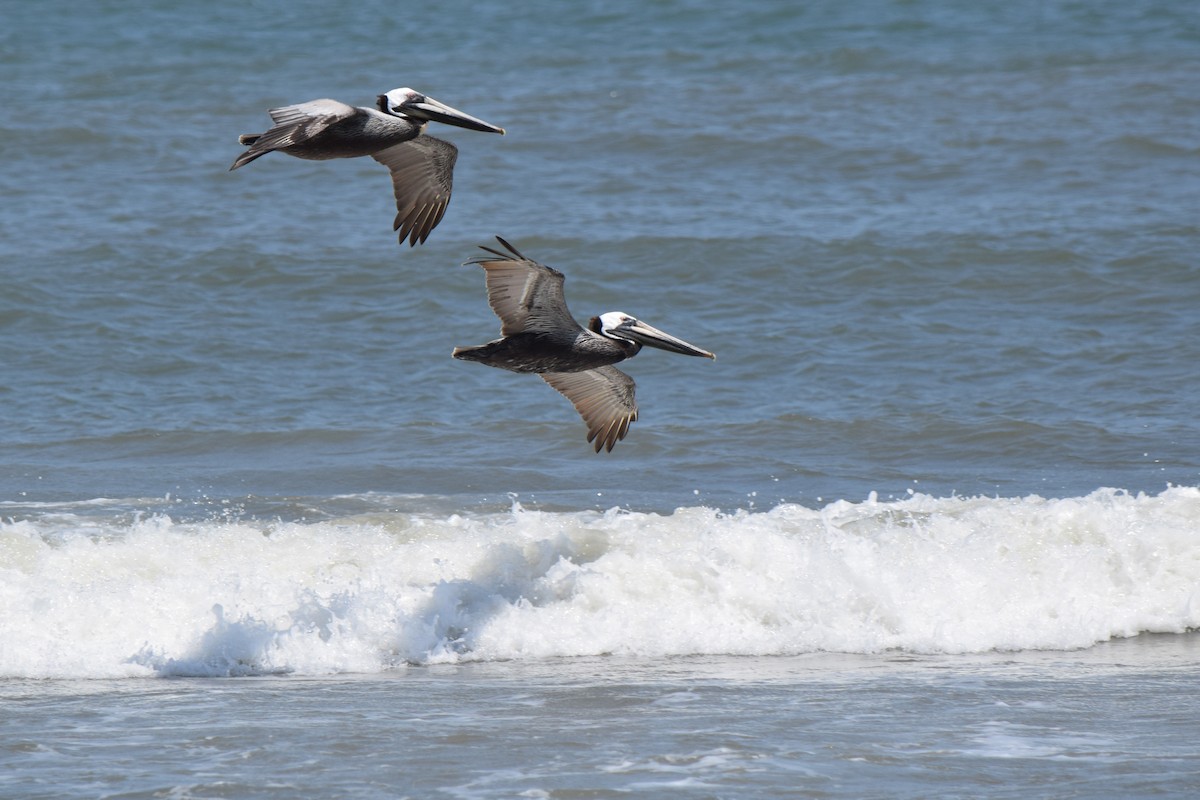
[614,318,716,359]
[399,95,505,134]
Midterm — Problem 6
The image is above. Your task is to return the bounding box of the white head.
[593,312,716,359]
[376,88,505,134]
[597,311,637,337]
[379,87,423,114]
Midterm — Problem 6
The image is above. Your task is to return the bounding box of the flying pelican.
[453,237,716,452]
[229,88,505,245]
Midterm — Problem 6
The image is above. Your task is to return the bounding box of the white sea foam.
[2,487,1198,679]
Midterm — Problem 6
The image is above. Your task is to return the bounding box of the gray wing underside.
[371,135,459,246]
[466,238,576,337]
[541,366,639,453]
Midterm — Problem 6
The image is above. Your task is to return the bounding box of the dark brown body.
[452,329,640,374]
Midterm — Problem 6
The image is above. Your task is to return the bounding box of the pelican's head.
[378,88,505,134]
[592,312,716,359]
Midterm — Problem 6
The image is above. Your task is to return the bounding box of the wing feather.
[266,99,357,126]
[371,135,458,246]
[257,100,354,150]
[231,100,360,170]
[229,99,357,170]
[541,367,639,453]
[465,237,577,336]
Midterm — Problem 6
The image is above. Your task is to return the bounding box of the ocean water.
[2,0,1200,796]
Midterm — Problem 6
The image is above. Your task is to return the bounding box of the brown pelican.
[453,237,716,452]
[229,88,504,245]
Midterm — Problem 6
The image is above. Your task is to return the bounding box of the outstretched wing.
[465,237,579,337]
[230,99,357,170]
[541,366,639,453]
[371,135,458,246]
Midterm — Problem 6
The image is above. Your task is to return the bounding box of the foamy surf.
[2,487,1197,679]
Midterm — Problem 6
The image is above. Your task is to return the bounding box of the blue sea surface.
[2,1,1199,797]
